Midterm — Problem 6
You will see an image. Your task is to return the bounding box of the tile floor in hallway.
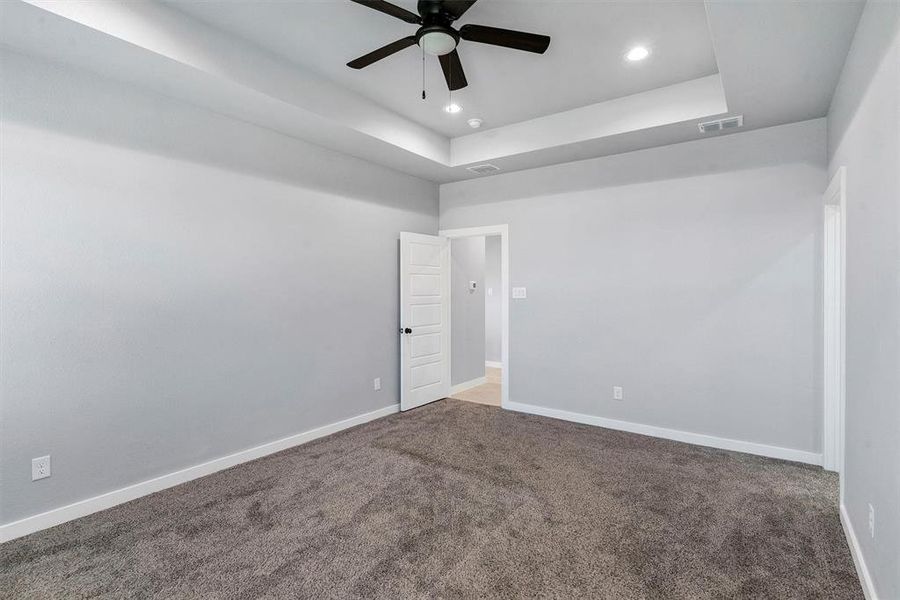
[449,367,501,406]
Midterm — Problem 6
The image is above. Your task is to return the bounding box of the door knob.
[404,327,412,334]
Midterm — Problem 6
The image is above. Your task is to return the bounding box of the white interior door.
[400,232,450,411]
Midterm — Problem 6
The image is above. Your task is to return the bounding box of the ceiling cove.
[2,0,864,182]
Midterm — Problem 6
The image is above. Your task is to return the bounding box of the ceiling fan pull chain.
[422,46,426,100]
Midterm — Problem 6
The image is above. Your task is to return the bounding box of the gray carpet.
[1,400,862,599]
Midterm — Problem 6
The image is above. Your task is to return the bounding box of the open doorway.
[440,225,509,408]
[446,234,502,406]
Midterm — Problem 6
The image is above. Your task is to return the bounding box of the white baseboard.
[0,404,399,544]
[485,361,502,369]
[840,502,879,600]
[450,377,487,396]
[504,401,823,466]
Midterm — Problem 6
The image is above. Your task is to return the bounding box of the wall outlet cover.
[32,455,51,481]
[373,377,382,391]
[512,287,527,299]
[613,386,624,401]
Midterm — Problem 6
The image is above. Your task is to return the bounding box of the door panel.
[410,304,441,326]
[410,333,441,358]
[410,274,441,296]
[400,232,450,410]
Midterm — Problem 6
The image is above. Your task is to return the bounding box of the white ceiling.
[167,0,719,137]
[706,0,866,130]
[4,0,865,182]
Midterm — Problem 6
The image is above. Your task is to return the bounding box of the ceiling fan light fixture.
[419,30,457,56]
[444,103,463,114]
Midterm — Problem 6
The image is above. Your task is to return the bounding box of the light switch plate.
[512,287,527,299]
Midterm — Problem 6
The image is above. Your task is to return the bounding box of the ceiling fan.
[347,0,551,91]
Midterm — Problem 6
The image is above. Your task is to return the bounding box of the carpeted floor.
[1,400,862,599]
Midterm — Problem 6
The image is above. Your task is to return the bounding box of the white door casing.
[400,232,450,411]
[823,167,846,474]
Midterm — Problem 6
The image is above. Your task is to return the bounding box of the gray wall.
[441,119,826,454]
[0,51,438,525]
[827,2,900,596]
[485,236,502,364]
[450,237,486,385]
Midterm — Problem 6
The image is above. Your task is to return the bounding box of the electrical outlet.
[32,455,51,481]
[373,377,381,391]
[868,503,875,538]
[613,386,624,401]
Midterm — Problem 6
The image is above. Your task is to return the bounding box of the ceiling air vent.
[698,115,743,134]
[467,164,501,175]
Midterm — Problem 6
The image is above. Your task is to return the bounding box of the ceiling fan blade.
[439,49,468,91]
[459,24,550,54]
[347,36,418,69]
[442,0,478,20]
[349,0,422,24]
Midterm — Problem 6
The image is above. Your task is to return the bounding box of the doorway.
[398,226,509,411]
[445,234,503,406]
[442,225,509,408]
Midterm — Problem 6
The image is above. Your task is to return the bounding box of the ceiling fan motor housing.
[417,0,461,23]
[415,1,462,56]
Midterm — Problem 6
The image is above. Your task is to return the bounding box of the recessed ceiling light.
[444,103,462,114]
[467,118,483,129]
[625,46,650,62]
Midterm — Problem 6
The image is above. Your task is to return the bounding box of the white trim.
[450,376,487,395]
[840,502,879,600]
[439,225,510,410]
[505,401,822,465]
[0,404,399,543]
[822,204,843,471]
[823,166,847,473]
[485,360,502,369]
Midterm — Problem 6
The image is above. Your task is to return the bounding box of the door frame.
[439,225,510,408]
[823,167,846,475]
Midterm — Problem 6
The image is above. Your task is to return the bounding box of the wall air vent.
[698,115,743,134]
[466,164,501,175]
